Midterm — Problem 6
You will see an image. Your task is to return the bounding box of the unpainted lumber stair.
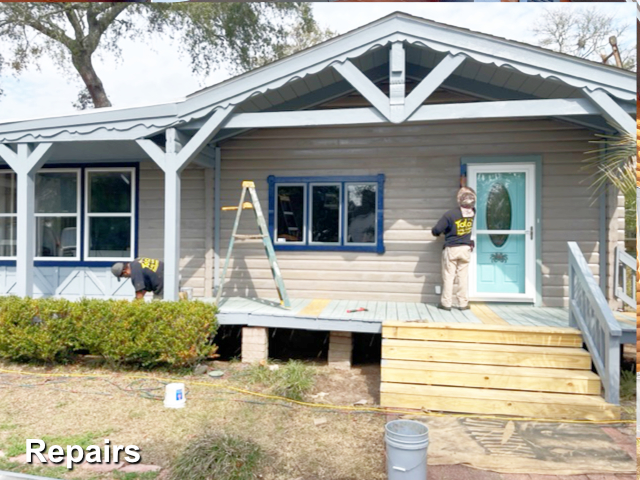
[380,322,620,421]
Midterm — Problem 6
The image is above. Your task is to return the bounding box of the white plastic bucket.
[385,420,429,480]
[164,383,186,408]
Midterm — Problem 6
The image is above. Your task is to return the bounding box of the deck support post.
[241,327,269,363]
[0,143,53,297]
[136,107,233,301]
[328,331,352,370]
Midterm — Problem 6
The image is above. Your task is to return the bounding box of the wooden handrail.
[568,241,621,405]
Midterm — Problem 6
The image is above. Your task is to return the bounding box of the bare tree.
[533,7,636,71]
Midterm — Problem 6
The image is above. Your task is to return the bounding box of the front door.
[468,163,535,302]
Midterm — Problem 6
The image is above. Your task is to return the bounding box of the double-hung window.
[85,168,135,260]
[0,172,17,259]
[35,169,80,259]
[268,175,385,253]
[0,165,137,264]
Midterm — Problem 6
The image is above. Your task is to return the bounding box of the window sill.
[0,260,130,268]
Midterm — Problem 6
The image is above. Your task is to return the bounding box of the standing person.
[431,187,476,311]
[111,257,164,300]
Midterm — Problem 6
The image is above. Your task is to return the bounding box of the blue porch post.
[0,143,53,297]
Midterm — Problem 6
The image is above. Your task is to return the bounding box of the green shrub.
[0,296,218,367]
[169,433,263,480]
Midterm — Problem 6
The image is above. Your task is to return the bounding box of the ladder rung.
[234,234,266,239]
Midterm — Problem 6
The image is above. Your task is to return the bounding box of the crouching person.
[111,257,164,300]
[431,187,476,311]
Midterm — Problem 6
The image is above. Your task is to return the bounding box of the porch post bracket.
[332,60,392,121]
[135,106,233,301]
[582,88,635,135]
[0,142,54,297]
[401,53,466,123]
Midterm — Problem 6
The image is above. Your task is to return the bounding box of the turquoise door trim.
[462,156,542,306]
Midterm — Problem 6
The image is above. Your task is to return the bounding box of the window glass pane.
[276,186,304,243]
[36,217,77,257]
[311,185,340,243]
[89,171,132,213]
[88,217,131,258]
[0,174,16,214]
[0,217,17,257]
[346,184,376,244]
[36,172,77,214]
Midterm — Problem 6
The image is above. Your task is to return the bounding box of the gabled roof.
[0,12,635,143]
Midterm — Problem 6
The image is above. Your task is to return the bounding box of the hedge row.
[0,297,218,367]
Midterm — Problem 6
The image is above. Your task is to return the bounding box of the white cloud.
[0,3,634,122]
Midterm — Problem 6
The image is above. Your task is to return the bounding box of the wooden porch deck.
[214,297,635,342]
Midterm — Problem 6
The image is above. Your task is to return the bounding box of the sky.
[0,3,634,122]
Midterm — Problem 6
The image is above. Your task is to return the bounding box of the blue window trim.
[267,174,385,254]
[0,162,140,268]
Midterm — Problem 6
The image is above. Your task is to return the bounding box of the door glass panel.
[311,185,340,243]
[486,182,512,247]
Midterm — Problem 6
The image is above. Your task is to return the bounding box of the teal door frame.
[462,156,542,306]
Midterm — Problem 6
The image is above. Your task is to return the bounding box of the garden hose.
[0,367,634,425]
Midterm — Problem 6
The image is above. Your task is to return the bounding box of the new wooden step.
[380,383,619,421]
[381,359,601,395]
[382,339,591,370]
[383,322,582,347]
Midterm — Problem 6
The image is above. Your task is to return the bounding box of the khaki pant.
[441,245,471,308]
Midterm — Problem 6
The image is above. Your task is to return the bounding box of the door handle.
[525,227,533,240]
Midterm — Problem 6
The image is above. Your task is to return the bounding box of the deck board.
[216,297,632,339]
[415,302,431,322]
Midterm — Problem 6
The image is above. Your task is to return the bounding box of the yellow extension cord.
[0,368,634,425]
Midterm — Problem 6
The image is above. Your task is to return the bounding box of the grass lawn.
[0,360,387,480]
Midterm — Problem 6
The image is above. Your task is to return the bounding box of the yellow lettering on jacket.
[138,258,159,272]
[454,218,473,236]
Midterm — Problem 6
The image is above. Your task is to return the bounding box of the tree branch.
[62,4,85,43]
[86,3,129,52]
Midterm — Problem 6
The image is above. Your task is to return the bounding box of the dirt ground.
[0,360,388,480]
[0,360,635,480]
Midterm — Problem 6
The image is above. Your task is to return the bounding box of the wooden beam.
[382,322,582,347]
[382,339,591,369]
[136,139,166,171]
[381,359,601,395]
[389,42,405,123]
[380,383,619,421]
[402,53,465,122]
[0,144,17,165]
[175,107,232,172]
[1,143,54,297]
[214,147,221,292]
[332,60,391,120]
[582,88,635,135]
[225,98,602,129]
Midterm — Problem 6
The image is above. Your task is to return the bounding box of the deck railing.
[567,241,621,405]
[614,246,637,310]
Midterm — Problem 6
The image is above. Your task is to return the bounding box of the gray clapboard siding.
[137,161,209,298]
[212,118,619,307]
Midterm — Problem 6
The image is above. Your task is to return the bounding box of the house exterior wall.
[0,161,211,300]
[211,118,620,308]
[0,120,622,306]
[137,161,210,298]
